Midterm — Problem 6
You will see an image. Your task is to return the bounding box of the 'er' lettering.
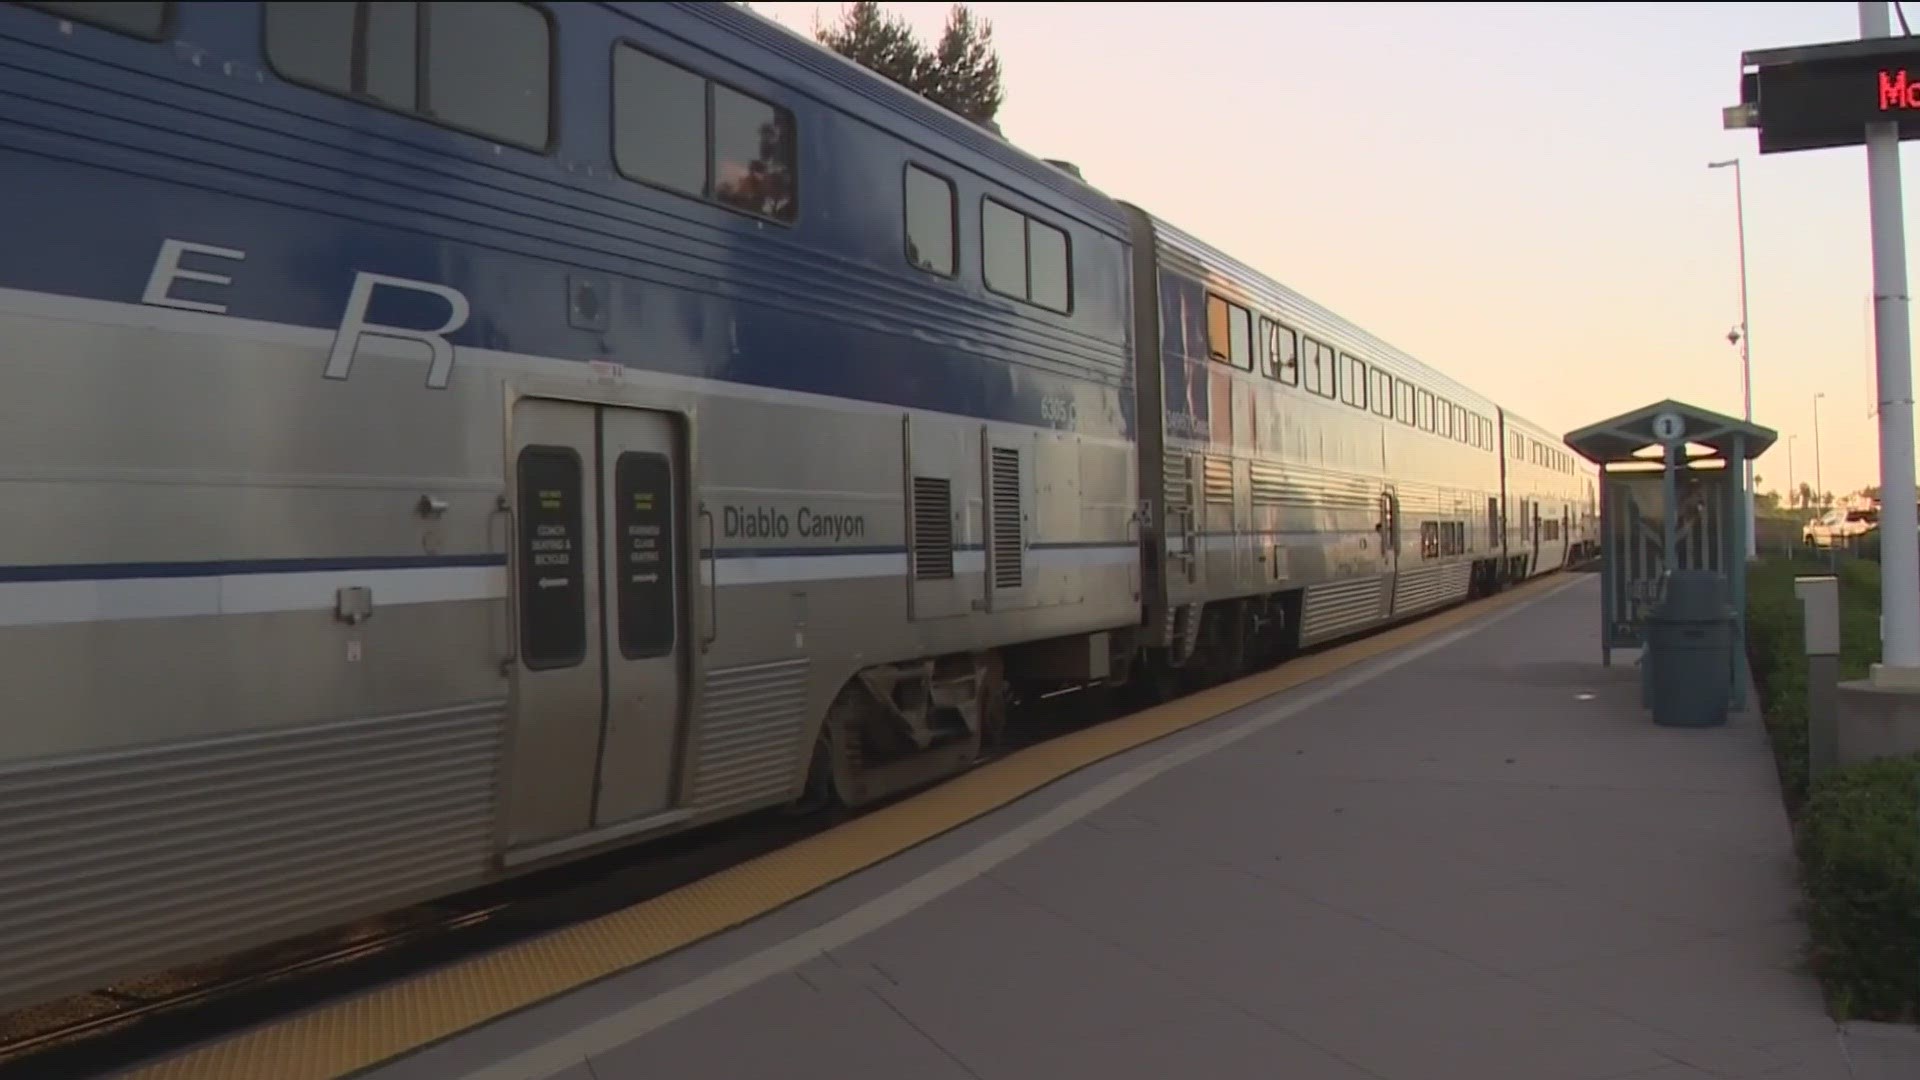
[1879,68,1920,110]
[324,272,472,390]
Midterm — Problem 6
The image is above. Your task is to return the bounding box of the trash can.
[1645,570,1735,728]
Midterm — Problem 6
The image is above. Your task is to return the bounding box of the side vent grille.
[1203,457,1234,504]
[1163,451,1191,508]
[989,447,1023,590]
[911,477,954,581]
[1250,462,1286,506]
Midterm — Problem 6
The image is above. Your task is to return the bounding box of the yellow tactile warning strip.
[117,574,1569,1080]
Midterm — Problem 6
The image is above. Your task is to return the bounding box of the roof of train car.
[1502,407,1578,445]
[677,2,1587,459]
[1138,209,1503,415]
[674,2,1128,232]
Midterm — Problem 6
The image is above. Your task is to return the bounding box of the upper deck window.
[1261,318,1298,385]
[1206,295,1252,370]
[904,164,956,276]
[1341,354,1367,410]
[21,1,168,38]
[612,45,797,223]
[264,1,551,152]
[1301,338,1335,399]
[712,83,797,220]
[1370,368,1393,417]
[981,197,1072,314]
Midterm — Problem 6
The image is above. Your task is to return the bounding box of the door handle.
[699,505,718,652]
[495,494,518,676]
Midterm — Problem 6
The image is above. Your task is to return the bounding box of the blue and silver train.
[0,0,1597,1012]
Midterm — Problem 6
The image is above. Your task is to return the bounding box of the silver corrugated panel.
[691,658,811,810]
[1300,577,1383,642]
[1162,450,1190,507]
[1393,562,1474,614]
[1249,461,1286,506]
[0,701,505,1012]
[1202,457,1234,505]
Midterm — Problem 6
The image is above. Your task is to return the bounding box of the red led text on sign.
[1879,67,1920,110]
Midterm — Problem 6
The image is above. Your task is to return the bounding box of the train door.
[1378,489,1399,616]
[502,398,690,856]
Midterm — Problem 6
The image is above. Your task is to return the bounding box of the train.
[0,0,1597,1015]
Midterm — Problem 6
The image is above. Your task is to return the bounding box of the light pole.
[1813,391,1826,507]
[1709,157,1757,558]
[1859,0,1920,681]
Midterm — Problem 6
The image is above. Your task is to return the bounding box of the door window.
[516,445,587,669]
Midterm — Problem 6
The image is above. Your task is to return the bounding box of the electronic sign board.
[1740,37,1920,154]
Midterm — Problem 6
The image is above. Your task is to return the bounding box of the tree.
[924,5,1004,125]
[816,2,1006,126]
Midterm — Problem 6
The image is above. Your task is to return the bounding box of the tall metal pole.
[1710,158,1758,557]
[1860,1,1920,680]
[1814,391,1826,506]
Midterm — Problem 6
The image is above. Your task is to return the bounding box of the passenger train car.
[0,0,1596,1014]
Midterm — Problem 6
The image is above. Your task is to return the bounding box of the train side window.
[1027,218,1071,312]
[1395,378,1414,425]
[21,1,170,39]
[1302,338,1335,399]
[1436,397,1452,439]
[1341,354,1367,409]
[613,45,798,223]
[982,198,1026,298]
[1261,318,1299,385]
[1371,368,1393,417]
[425,1,550,151]
[265,2,357,92]
[1207,295,1251,370]
[904,164,957,276]
[266,1,551,151]
[613,46,708,196]
[1452,404,1468,443]
[982,197,1072,314]
[1417,388,1435,432]
[712,83,798,221]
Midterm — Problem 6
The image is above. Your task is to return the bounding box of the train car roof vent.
[1043,159,1083,179]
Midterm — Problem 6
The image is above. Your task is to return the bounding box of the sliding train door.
[502,398,691,857]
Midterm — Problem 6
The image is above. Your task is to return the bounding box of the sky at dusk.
[758,0,1920,500]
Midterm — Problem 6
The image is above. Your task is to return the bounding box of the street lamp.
[1709,158,1757,557]
[1813,391,1826,506]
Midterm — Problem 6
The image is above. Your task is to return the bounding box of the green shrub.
[1798,755,1920,1021]
[1747,559,1814,808]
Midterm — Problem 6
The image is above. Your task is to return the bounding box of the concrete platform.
[354,574,1914,1080]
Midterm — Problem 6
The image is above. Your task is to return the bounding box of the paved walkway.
[363,574,1919,1080]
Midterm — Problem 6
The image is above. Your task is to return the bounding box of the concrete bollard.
[1795,575,1840,783]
